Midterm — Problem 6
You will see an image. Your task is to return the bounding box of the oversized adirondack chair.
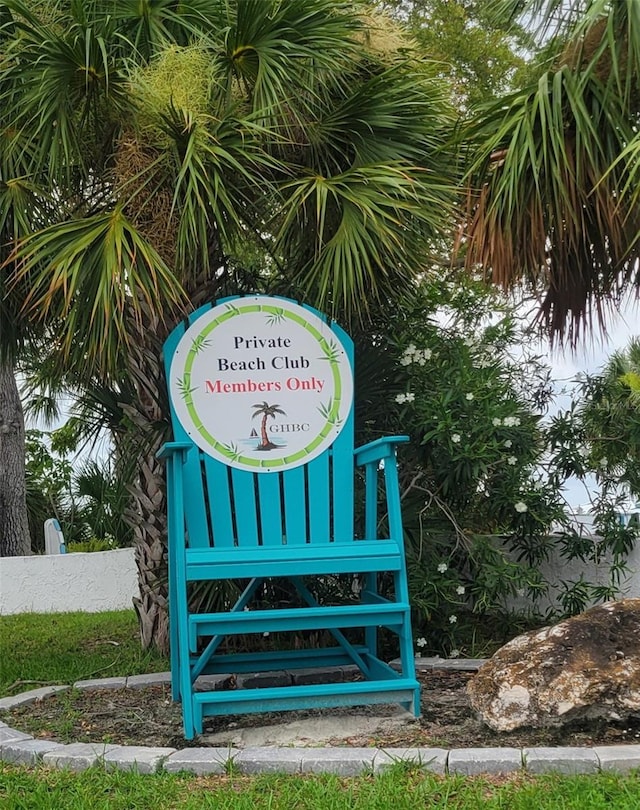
[159,295,420,739]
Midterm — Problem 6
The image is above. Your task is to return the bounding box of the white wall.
[0,548,138,616]
[504,537,640,615]
[1,540,638,617]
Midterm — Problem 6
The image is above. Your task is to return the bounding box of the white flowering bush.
[355,276,634,655]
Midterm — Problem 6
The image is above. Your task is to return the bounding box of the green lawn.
[0,611,169,696]
[0,764,639,809]
[2,611,640,808]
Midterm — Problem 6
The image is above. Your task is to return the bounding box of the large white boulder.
[467,599,640,732]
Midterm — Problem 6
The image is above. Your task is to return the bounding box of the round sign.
[169,297,354,472]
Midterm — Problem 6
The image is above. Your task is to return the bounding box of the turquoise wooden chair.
[158,295,420,739]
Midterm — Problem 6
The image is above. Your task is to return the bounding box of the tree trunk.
[0,356,32,557]
[123,312,171,655]
[123,270,221,654]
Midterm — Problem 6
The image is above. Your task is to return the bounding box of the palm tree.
[1,1,457,650]
[252,402,286,451]
[461,0,640,344]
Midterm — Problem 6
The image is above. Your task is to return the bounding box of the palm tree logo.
[252,401,286,451]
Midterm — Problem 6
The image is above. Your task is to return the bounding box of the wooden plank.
[307,452,330,543]
[330,414,354,545]
[195,680,419,716]
[186,553,402,581]
[282,467,306,544]
[257,473,283,546]
[203,456,235,548]
[327,317,355,545]
[231,468,259,547]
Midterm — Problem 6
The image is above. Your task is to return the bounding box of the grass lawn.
[1,764,640,809]
[0,611,169,696]
[2,611,640,807]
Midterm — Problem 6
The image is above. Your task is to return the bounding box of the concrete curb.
[2,660,640,777]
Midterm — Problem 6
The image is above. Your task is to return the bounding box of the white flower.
[415,637,427,648]
[503,416,515,427]
[507,456,517,466]
[437,563,448,573]
[451,433,461,444]
[514,501,528,513]
[449,615,458,624]
[456,585,465,595]
[395,393,407,404]
[465,393,474,401]
[405,393,415,403]
[504,440,513,448]
[492,417,502,427]
[400,356,412,366]
[600,457,609,468]
[263,631,270,637]
[513,417,521,426]
[464,336,475,347]
[449,649,461,658]
[421,348,433,361]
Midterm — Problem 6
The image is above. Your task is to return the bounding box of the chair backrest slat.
[231,468,259,546]
[306,453,331,544]
[282,466,307,544]
[329,322,355,542]
[203,457,235,548]
[257,473,284,546]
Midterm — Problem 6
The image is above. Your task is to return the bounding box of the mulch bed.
[6,670,640,750]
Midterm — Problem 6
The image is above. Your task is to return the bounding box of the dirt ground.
[6,670,640,750]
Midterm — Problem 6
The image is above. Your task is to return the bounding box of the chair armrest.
[354,436,409,467]
[157,441,193,460]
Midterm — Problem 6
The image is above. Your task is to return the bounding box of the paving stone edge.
[1,659,639,776]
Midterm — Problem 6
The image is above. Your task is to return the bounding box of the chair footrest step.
[192,678,420,721]
[189,603,410,645]
[193,645,368,675]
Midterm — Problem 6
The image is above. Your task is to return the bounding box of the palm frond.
[2,4,129,178]
[11,209,186,375]
[276,162,454,319]
[461,59,640,343]
[219,0,362,129]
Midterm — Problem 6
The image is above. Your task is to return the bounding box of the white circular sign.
[169,297,354,472]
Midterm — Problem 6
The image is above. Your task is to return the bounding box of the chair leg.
[167,531,181,702]
[174,581,196,740]
[363,572,378,657]
[394,570,420,717]
[169,602,180,702]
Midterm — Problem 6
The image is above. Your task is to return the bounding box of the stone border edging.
[1,659,640,776]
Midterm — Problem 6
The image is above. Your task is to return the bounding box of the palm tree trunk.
[0,356,32,557]
[123,307,172,654]
[123,269,222,653]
